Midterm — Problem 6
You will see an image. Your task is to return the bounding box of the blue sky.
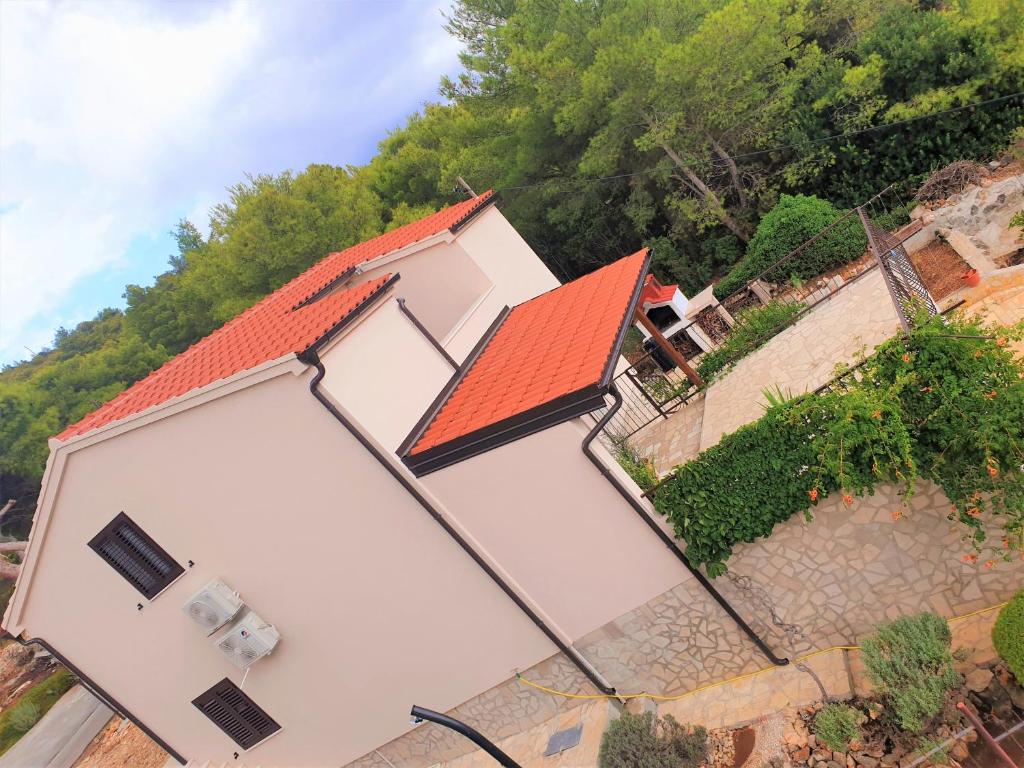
[0,0,463,365]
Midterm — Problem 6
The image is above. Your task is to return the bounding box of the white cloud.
[0,0,461,363]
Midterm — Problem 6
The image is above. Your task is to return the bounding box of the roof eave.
[402,248,652,477]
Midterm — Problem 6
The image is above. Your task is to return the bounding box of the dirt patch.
[0,641,61,709]
[908,238,971,300]
[72,716,167,768]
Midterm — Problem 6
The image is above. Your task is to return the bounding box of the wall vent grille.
[87,512,183,599]
[193,678,281,750]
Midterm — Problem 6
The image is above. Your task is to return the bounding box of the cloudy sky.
[0,0,463,365]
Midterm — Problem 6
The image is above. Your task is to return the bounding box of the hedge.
[652,314,1024,575]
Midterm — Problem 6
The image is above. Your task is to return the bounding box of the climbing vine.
[652,313,1024,576]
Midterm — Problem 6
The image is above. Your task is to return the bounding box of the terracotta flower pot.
[962,269,981,287]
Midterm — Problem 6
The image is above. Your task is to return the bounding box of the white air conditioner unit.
[182,578,244,635]
[214,610,280,669]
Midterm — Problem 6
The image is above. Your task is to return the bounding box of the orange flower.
[808,488,818,502]
[891,510,903,522]
[967,507,982,518]
[962,553,978,564]
[921,386,933,393]
[996,337,1007,347]
[872,410,882,419]
[988,464,999,477]
[984,390,998,400]
[901,353,911,363]
[984,560,996,569]
[974,349,984,358]
[1003,538,1011,549]
[842,493,854,506]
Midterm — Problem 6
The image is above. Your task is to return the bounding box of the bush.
[0,667,76,755]
[652,385,914,575]
[598,712,707,768]
[993,590,1024,684]
[861,613,959,733]
[611,437,658,491]
[653,313,1024,574]
[813,703,862,751]
[713,195,866,300]
[695,301,806,381]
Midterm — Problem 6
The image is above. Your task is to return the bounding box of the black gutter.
[4,632,187,765]
[411,705,521,768]
[301,354,619,698]
[396,298,458,369]
[581,386,790,668]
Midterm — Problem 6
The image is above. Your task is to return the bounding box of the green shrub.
[653,384,914,575]
[993,590,1024,683]
[5,704,39,736]
[598,712,707,768]
[713,195,866,300]
[0,667,76,755]
[611,437,658,491]
[653,313,1024,574]
[695,301,806,381]
[861,613,959,733]
[864,314,1024,552]
[813,703,862,751]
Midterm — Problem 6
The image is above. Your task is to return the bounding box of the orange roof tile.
[57,193,494,441]
[404,249,649,473]
[640,275,678,307]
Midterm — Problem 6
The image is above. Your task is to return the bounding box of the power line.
[494,91,1024,194]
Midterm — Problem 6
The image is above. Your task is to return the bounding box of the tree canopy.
[2,0,1022,523]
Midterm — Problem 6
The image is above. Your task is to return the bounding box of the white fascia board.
[354,230,456,274]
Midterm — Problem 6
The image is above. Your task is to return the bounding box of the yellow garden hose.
[515,601,1009,703]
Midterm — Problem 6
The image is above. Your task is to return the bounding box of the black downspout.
[302,355,619,698]
[3,633,187,765]
[581,385,789,667]
[411,706,521,768]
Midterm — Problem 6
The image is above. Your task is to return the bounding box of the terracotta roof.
[403,249,650,474]
[57,193,494,441]
[640,275,678,307]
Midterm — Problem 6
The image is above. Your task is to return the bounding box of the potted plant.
[962,268,981,287]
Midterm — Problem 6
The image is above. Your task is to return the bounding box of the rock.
[965,667,994,692]
[854,754,879,768]
[989,160,1001,170]
[950,740,970,761]
[1009,682,1024,710]
[794,745,811,762]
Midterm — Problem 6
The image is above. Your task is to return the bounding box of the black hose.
[411,706,521,768]
[581,385,789,667]
[303,355,619,697]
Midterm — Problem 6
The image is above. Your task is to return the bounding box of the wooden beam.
[633,309,704,387]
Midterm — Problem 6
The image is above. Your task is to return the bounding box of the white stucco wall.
[421,418,686,642]
[453,206,560,303]
[359,242,492,344]
[319,298,455,453]
[9,370,556,767]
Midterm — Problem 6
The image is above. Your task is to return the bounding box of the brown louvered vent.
[87,512,184,599]
[193,678,281,750]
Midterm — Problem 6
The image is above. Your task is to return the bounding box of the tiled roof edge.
[401,251,652,477]
[395,305,511,459]
[598,247,651,388]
